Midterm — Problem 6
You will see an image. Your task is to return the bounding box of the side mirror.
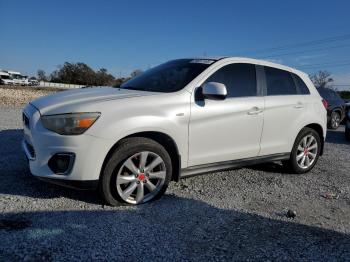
[202,82,227,100]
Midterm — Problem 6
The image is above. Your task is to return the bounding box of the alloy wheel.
[296,135,318,169]
[116,151,166,204]
[331,112,341,129]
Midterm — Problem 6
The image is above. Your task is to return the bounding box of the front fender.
[88,115,189,169]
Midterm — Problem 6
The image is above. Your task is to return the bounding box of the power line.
[261,43,350,59]
[297,58,350,66]
[239,33,350,55]
[297,61,350,70]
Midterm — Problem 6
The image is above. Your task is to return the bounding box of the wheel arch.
[304,123,325,156]
[99,131,181,183]
[332,107,342,114]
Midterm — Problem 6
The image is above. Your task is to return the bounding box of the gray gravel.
[1,106,350,261]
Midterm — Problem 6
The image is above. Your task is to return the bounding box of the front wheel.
[100,137,172,206]
[283,128,321,174]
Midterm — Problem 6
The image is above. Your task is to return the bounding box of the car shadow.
[1,129,350,260]
[326,127,349,145]
[0,129,103,205]
[1,195,350,261]
[248,162,291,174]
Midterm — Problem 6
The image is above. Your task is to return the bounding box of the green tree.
[95,68,115,86]
[50,62,114,86]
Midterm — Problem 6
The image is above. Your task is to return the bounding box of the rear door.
[259,66,307,156]
[188,63,264,166]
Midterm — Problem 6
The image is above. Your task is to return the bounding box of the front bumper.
[22,104,113,184]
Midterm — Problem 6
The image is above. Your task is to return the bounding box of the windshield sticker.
[190,59,215,64]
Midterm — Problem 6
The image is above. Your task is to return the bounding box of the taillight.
[322,99,329,109]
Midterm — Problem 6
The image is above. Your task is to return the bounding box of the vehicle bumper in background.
[346,120,350,130]
[22,104,113,185]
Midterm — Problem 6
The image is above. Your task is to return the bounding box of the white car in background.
[28,78,39,86]
[0,71,15,85]
[22,57,327,206]
[7,70,29,85]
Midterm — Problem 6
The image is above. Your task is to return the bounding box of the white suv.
[23,57,327,205]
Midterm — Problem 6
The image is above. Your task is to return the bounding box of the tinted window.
[317,88,329,98]
[205,63,257,98]
[318,88,342,101]
[293,74,310,94]
[329,90,342,100]
[265,66,297,95]
[121,59,213,93]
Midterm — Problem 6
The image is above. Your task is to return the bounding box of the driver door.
[188,63,264,167]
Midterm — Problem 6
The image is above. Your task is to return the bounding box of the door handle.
[294,102,304,109]
[247,107,263,115]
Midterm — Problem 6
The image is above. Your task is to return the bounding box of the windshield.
[0,75,11,79]
[11,74,21,79]
[121,59,215,92]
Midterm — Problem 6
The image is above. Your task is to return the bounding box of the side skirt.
[180,153,290,179]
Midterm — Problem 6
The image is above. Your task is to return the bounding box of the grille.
[23,113,30,129]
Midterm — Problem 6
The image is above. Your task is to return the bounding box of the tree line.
[35,62,349,99]
[36,62,143,87]
[310,70,350,99]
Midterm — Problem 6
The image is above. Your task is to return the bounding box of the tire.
[100,137,172,206]
[346,126,350,141]
[329,111,341,130]
[282,127,321,174]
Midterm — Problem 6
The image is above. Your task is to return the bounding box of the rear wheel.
[283,128,321,174]
[100,137,172,206]
[329,111,341,129]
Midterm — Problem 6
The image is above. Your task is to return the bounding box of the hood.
[30,87,158,114]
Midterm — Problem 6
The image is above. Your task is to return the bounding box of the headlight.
[41,112,100,135]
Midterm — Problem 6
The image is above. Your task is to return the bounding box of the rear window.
[318,88,336,100]
[318,88,343,101]
[264,66,298,95]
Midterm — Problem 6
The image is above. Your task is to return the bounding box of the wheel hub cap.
[138,173,145,181]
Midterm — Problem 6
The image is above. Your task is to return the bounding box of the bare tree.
[310,71,334,89]
[37,69,48,81]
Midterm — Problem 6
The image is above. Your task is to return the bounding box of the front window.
[121,59,215,93]
[205,63,257,98]
[0,75,11,79]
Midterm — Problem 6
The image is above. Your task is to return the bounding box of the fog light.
[48,153,75,175]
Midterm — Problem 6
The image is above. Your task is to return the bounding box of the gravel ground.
[0,106,350,261]
[0,86,58,107]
